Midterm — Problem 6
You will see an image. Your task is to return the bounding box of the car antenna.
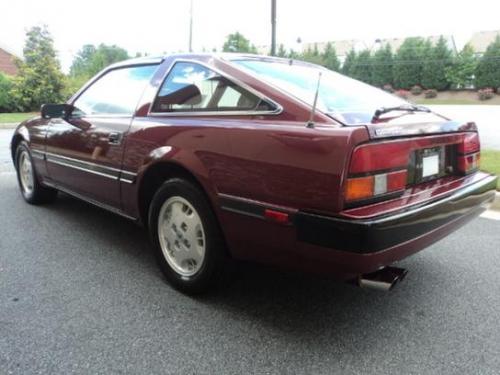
[306,72,322,128]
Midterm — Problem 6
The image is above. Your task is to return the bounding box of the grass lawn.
[414,98,493,105]
[0,113,37,123]
[481,150,500,190]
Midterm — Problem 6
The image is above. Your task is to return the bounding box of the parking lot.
[1,128,500,374]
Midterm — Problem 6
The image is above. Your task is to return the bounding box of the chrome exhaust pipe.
[358,266,408,291]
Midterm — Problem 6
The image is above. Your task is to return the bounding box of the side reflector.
[264,209,290,224]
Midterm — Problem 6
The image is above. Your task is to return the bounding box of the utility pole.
[271,0,276,56]
[189,0,193,52]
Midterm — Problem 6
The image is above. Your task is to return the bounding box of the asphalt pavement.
[1,130,500,374]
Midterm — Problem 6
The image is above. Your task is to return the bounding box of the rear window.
[233,59,407,125]
[152,62,276,113]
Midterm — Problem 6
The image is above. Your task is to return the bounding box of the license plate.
[422,154,439,177]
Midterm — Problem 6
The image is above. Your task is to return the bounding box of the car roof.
[107,53,320,70]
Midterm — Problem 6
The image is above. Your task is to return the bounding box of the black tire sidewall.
[148,178,224,294]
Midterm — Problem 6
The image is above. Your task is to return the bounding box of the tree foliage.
[70,44,129,78]
[222,32,257,53]
[393,37,428,89]
[341,50,357,77]
[421,36,453,90]
[475,35,500,89]
[445,44,477,89]
[0,73,14,112]
[10,25,65,111]
[371,44,393,87]
[322,42,341,72]
[301,44,323,65]
[350,49,372,83]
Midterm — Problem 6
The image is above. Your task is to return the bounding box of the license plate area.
[409,146,447,183]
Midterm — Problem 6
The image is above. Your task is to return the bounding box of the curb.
[491,192,500,211]
[0,123,18,129]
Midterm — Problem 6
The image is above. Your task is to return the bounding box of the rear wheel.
[15,142,57,204]
[148,178,226,294]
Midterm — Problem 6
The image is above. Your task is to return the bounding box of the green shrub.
[395,89,410,99]
[424,89,438,98]
[410,85,423,95]
[478,88,495,101]
[382,84,394,93]
[0,73,14,112]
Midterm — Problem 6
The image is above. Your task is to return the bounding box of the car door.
[45,64,158,208]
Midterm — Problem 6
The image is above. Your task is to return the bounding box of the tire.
[148,178,226,294]
[15,142,58,204]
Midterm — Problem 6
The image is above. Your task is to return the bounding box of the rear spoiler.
[366,121,478,140]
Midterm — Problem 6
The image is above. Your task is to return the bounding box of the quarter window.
[73,65,158,116]
[152,62,275,113]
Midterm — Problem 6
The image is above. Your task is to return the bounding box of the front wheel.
[148,178,226,294]
[15,142,57,204]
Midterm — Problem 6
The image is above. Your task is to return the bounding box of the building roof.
[468,30,500,54]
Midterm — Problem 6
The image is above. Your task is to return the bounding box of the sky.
[1,0,499,72]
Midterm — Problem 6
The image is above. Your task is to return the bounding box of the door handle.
[108,132,122,145]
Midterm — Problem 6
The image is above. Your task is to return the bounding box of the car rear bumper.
[295,174,498,254]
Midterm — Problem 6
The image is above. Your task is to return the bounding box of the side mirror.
[41,104,74,119]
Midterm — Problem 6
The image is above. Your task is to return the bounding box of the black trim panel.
[296,175,498,254]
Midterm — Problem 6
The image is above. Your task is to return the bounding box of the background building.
[0,43,19,75]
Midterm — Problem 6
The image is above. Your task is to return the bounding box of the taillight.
[346,143,409,203]
[345,170,407,202]
[457,133,480,174]
[457,153,480,174]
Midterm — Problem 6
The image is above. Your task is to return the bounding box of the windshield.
[233,59,408,125]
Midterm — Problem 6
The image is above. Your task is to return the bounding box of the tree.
[341,49,357,77]
[10,25,65,111]
[276,44,287,57]
[350,49,372,83]
[322,42,340,71]
[475,35,500,89]
[222,32,257,53]
[0,73,14,112]
[371,44,393,87]
[393,37,427,89]
[421,36,453,90]
[70,44,129,78]
[445,44,477,89]
[301,44,323,65]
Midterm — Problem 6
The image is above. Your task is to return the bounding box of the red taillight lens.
[346,143,409,203]
[457,133,480,154]
[457,133,480,174]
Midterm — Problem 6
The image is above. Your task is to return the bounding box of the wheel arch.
[10,126,30,163]
[137,159,218,229]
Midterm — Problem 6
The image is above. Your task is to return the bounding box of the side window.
[152,62,275,113]
[73,65,158,116]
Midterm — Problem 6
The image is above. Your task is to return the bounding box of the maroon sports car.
[11,54,497,294]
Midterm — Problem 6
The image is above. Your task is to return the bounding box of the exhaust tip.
[358,266,408,291]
